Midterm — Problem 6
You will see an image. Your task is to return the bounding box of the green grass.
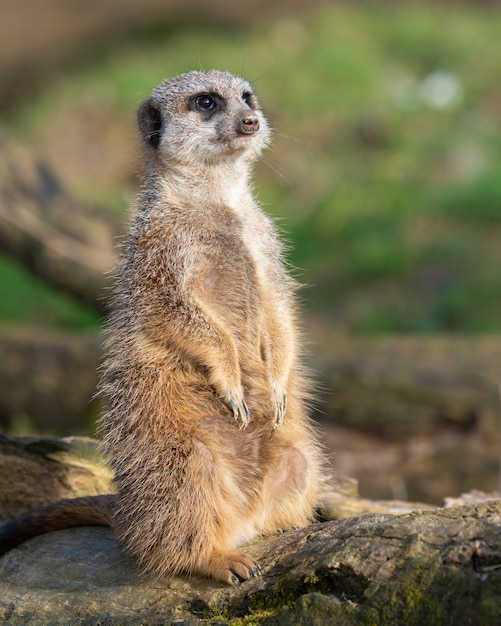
[5,4,501,332]
[0,254,100,329]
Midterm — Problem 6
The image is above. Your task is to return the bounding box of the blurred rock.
[313,333,501,438]
[0,326,100,434]
[309,331,501,504]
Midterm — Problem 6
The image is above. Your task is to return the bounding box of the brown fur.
[0,495,114,555]
[0,71,324,585]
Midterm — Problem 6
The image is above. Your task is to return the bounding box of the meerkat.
[0,70,323,585]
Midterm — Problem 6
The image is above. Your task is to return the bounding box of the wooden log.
[0,128,123,309]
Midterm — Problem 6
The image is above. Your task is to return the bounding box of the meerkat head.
[137,70,271,169]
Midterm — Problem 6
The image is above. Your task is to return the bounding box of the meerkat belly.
[198,233,267,352]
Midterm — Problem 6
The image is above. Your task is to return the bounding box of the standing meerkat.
[0,70,323,585]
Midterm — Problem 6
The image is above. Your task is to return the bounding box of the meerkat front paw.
[222,391,250,429]
[209,371,250,428]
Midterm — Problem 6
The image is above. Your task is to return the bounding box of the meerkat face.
[137,71,271,168]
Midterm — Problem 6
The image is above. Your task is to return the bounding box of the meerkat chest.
[194,207,282,332]
[239,212,283,295]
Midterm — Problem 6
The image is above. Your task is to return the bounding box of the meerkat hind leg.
[200,550,261,585]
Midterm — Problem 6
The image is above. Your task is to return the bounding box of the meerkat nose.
[238,115,260,134]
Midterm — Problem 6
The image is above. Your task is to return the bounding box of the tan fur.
[97,71,324,584]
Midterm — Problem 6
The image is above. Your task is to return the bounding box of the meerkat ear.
[137,98,164,148]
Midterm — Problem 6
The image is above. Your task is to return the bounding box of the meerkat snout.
[238,114,260,135]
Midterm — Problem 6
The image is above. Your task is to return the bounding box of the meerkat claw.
[224,396,250,428]
[272,391,287,428]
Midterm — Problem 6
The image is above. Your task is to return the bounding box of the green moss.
[228,608,281,626]
[366,554,501,626]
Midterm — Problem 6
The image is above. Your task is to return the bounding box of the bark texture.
[0,436,500,625]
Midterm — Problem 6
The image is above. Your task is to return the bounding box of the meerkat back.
[98,70,323,585]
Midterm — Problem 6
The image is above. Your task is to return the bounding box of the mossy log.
[0,436,500,625]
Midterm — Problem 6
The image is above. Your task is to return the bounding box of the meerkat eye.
[195,94,217,111]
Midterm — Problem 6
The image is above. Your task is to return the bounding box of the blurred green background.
[1,0,500,503]
[2,2,501,334]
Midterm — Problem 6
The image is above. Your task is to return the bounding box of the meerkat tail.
[0,494,114,556]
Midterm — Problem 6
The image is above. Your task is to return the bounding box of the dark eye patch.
[190,92,224,119]
[242,91,256,108]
